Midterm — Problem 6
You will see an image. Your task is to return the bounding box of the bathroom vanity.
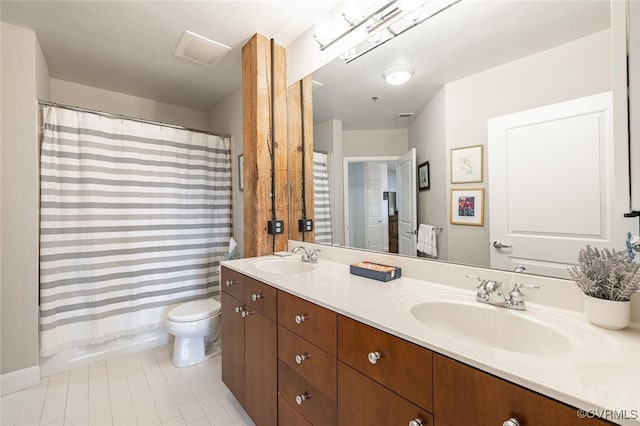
[221,244,640,426]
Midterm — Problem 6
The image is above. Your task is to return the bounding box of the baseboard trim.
[0,365,40,395]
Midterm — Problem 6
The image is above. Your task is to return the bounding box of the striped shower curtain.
[39,106,232,357]
[313,152,332,245]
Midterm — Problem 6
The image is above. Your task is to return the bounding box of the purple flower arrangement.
[568,245,640,302]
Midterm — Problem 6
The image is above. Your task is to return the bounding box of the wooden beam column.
[287,75,315,243]
[242,34,288,257]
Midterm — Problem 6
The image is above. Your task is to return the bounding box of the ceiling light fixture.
[383,64,413,85]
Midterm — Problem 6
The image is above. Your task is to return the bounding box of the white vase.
[583,294,631,330]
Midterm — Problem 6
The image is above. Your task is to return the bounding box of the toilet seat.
[168,299,221,323]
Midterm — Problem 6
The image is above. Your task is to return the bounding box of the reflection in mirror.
[344,157,399,252]
[305,0,636,278]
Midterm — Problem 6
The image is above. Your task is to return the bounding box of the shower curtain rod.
[38,100,231,139]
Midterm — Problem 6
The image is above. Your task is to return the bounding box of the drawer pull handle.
[408,419,424,426]
[503,419,521,426]
[234,306,243,315]
[251,293,263,301]
[225,280,237,287]
[294,314,308,324]
[295,392,310,405]
[241,309,254,318]
[368,351,382,364]
[295,354,309,364]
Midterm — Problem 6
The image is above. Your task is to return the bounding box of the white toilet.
[166,298,222,368]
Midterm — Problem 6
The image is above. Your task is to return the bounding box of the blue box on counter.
[350,262,401,282]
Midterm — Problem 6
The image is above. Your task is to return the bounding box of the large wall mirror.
[296,0,637,279]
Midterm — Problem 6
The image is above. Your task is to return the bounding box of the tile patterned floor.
[1,347,254,426]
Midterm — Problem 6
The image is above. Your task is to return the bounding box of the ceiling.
[0,0,611,124]
[0,0,342,111]
[311,0,611,130]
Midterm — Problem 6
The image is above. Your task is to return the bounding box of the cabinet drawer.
[337,315,433,411]
[278,325,336,397]
[278,360,337,425]
[220,267,245,299]
[278,394,312,426]
[244,277,276,320]
[278,290,337,355]
[338,362,433,426]
[433,354,612,426]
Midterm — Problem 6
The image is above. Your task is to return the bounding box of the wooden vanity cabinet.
[433,354,612,426]
[339,362,434,425]
[278,394,312,426]
[220,267,277,426]
[220,270,610,426]
[337,315,433,411]
[277,290,337,425]
[277,290,337,354]
[337,314,434,425]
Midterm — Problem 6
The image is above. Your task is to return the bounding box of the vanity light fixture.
[314,0,397,50]
[384,64,413,85]
[341,0,462,64]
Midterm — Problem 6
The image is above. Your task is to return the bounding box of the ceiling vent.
[397,112,414,121]
[174,30,231,68]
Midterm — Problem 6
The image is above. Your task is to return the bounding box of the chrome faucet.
[292,246,320,263]
[467,275,539,311]
[506,282,540,310]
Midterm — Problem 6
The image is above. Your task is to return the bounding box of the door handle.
[493,241,512,249]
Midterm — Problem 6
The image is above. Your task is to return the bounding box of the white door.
[398,148,417,255]
[488,92,634,278]
[364,163,385,251]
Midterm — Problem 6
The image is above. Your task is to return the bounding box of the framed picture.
[450,188,484,226]
[238,154,244,191]
[417,161,430,191]
[451,144,483,183]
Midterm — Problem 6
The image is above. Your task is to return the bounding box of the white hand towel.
[417,224,437,257]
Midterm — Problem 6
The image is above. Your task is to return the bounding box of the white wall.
[342,128,408,157]
[409,87,448,259]
[411,29,611,267]
[50,79,209,130]
[1,22,49,391]
[1,25,217,392]
[628,1,640,211]
[209,89,244,257]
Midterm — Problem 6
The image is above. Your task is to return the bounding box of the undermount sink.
[410,301,572,356]
[250,257,315,275]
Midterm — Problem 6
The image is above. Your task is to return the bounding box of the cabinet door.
[338,315,433,411]
[244,309,277,426]
[221,291,245,405]
[221,266,245,299]
[433,354,612,426]
[338,362,433,426]
[244,276,277,320]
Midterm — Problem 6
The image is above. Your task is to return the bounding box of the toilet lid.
[168,299,221,322]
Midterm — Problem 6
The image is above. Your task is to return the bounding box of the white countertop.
[222,248,640,425]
